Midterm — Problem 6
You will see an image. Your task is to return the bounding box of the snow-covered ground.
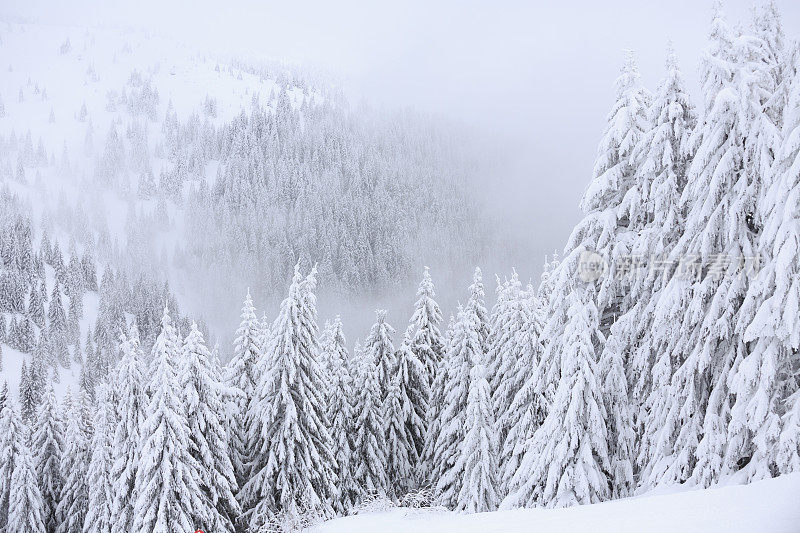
[314,473,800,533]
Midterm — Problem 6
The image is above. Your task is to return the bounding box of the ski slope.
[314,473,800,533]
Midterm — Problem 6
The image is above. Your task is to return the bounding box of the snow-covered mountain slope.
[314,473,800,533]
[0,20,492,352]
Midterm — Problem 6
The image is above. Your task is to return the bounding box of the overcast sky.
[4,0,800,274]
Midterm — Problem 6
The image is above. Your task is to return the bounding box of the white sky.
[3,0,800,272]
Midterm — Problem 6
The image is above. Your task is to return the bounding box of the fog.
[3,0,800,338]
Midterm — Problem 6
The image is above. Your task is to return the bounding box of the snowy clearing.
[315,474,800,533]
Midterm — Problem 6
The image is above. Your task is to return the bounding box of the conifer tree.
[455,353,499,513]
[32,385,64,533]
[351,336,388,500]
[325,317,359,513]
[225,290,261,488]
[435,305,479,509]
[8,439,46,533]
[241,266,337,521]
[627,45,696,471]
[394,326,428,473]
[56,391,93,533]
[646,5,779,487]
[83,384,115,533]
[365,310,396,403]
[109,326,146,532]
[384,374,414,499]
[0,395,23,530]
[730,34,800,481]
[503,286,609,509]
[19,359,37,423]
[409,267,443,388]
[181,322,240,532]
[133,307,206,533]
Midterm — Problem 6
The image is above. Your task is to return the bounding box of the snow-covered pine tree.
[422,314,455,486]
[19,359,37,423]
[435,305,479,509]
[455,350,499,513]
[599,332,635,497]
[497,286,547,497]
[109,326,146,532]
[351,330,388,500]
[133,307,206,533]
[394,326,428,480]
[47,282,69,367]
[384,373,414,500]
[225,290,261,489]
[56,390,93,533]
[625,43,697,423]
[83,384,115,533]
[0,395,23,531]
[409,267,443,389]
[646,4,780,488]
[365,310,396,403]
[489,273,544,495]
[325,316,359,514]
[730,34,800,480]
[502,286,609,509]
[181,322,240,532]
[240,266,337,522]
[8,438,46,533]
[32,384,64,533]
[467,267,490,353]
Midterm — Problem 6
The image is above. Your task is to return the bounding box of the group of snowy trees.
[2,2,800,530]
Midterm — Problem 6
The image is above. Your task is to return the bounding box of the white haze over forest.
[0,1,800,532]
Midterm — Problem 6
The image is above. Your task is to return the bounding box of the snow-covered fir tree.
[133,307,206,533]
[383,373,415,500]
[503,286,610,509]
[225,290,261,489]
[435,305,480,509]
[351,331,389,500]
[324,316,359,513]
[8,438,46,533]
[32,384,64,533]
[365,309,396,403]
[240,266,337,523]
[409,267,443,389]
[83,384,115,533]
[56,390,93,533]
[0,395,23,531]
[455,351,499,513]
[181,322,240,532]
[110,326,146,532]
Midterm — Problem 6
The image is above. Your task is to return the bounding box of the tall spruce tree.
[435,305,479,509]
[502,286,609,509]
[455,351,499,513]
[83,384,115,533]
[133,307,206,532]
[325,316,359,513]
[32,384,64,533]
[409,267,443,389]
[8,438,46,533]
[226,290,261,489]
[240,266,337,522]
[181,322,240,532]
[56,391,93,533]
[109,326,146,532]
[0,396,23,531]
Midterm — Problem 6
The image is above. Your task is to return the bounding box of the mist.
[3,0,800,339]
